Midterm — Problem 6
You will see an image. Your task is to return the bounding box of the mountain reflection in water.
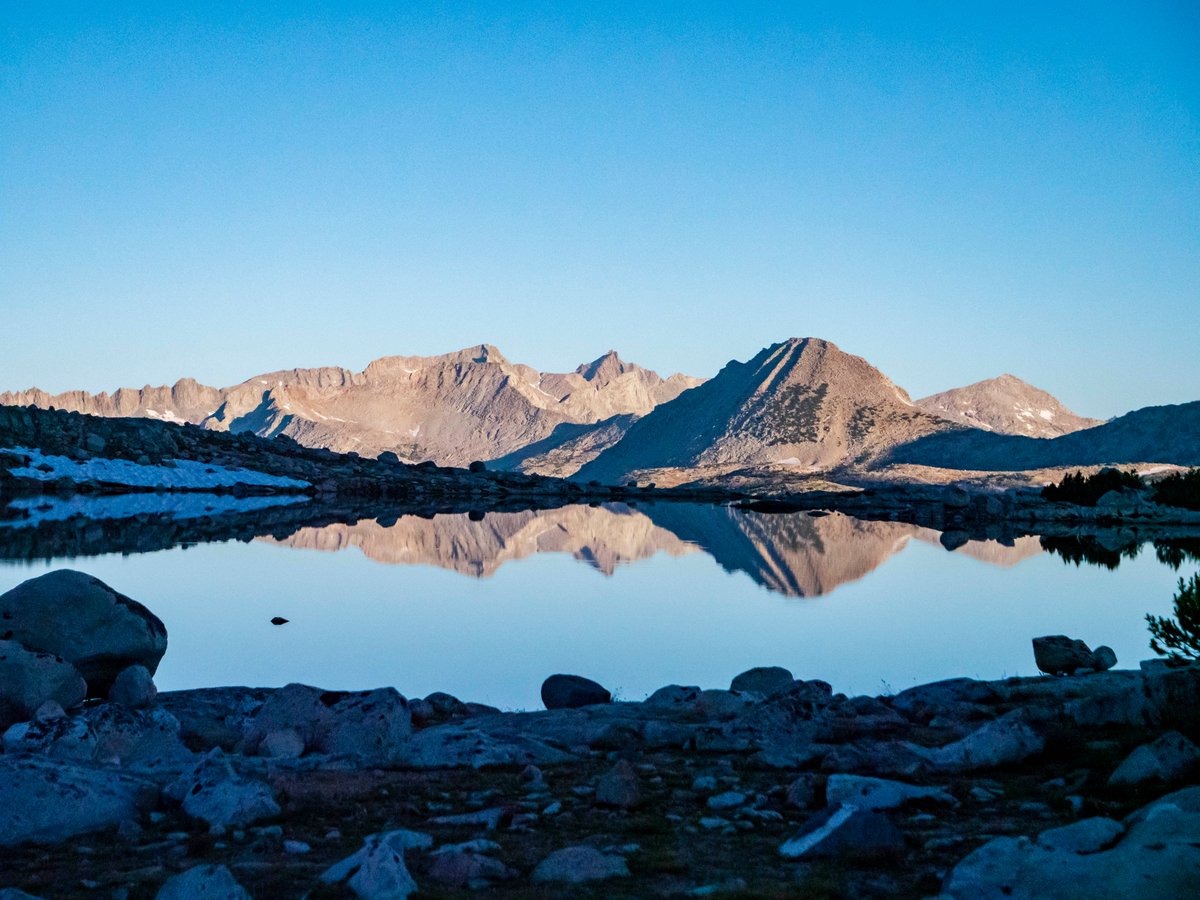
[261,503,1047,597]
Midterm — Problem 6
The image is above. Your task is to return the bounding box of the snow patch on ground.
[1,492,307,528]
[1,447,310,490]
[1039,409,1054,421]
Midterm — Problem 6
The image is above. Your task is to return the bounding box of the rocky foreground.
[1,572,1199,898]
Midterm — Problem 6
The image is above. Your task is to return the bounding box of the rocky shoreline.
[1,571,1198,898]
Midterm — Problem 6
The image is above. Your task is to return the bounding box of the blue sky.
[2,2,1197,418]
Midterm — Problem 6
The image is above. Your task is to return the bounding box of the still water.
[0,502,1188,710]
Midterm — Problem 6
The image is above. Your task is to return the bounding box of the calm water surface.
[0,502,1186,710]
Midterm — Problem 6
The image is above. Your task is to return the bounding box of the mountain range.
[4,338,1194,483]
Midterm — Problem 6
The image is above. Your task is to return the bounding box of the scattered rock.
[914,715,1044,773]
[644,684,701,708]
[779,804,904,859]
[595,759,641,808]
[319,688,412,764]
[427,841,511,887]
[531,846,630,884]
[259,728,305,759]
[108,665,157,709]
[0,570,167,693]
[540,674,611,710]
[270,617,289,626]
[706,791,746,811]
[156,864,250,899]
[825,774,956,810]
[425,692,470,718]
[786,774,819,808]
[730,666,794,697]
[1108,731,1200,786]
[0,639,87,727]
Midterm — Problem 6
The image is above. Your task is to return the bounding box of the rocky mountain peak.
[575,350,637,383]
[916,374,1102,438]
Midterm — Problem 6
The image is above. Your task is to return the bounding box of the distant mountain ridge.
[0,346,702,469]
[915,374,1103,438]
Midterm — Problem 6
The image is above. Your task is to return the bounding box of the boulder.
[1091,646,1118,672]
[643,684,701,708]
[825,774,957,810]
[730,666,795,697]
[242,683,330,753]
[3,703,190,772]
[779,804,904,859]
[541,674,611,710]
[424,691,470,718]
[941,797,1200,898]
[260,728,305,759]
[1035,818,1124,854]
[0,570,167,692]
[0,639,87,727]
[1032,636,1095,676]
[165,749,280,834]
[531,846,630,884]
[318,688,412,763]
[156,865,250,900]
[1108,732,1200,786]
[913,716,1044,773]
[595,759,641,808]
[108,665,157,709]
[427,841,512,887]
[321,830,431,899]
[0,755,156,846]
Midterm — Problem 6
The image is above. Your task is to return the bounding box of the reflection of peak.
[912,529,1044,567]
[261,503,695,578]
[641,505,922,597]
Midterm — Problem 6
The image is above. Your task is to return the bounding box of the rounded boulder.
[540,674,611,710]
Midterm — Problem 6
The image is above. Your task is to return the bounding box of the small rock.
[283,840,311,854]
[165,749,280,835]
[786,775,819,808]
[531,846,630,884]
[269,617,289,626]
[0,640,87,726]
[108,665,157,709]
[595,759,641,808]
[706,791,746,811]
[540,674,611,710]
[643,685,701,708]
[1109,732,1200,786]
[156,864,250,900]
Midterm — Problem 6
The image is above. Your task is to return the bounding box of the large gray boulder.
[156,865,251,900]
[0,755,156,846]
[912,716,1044,773]
[0,639,87,727]
[941,795,1200,898]
[541,674,611,710]
[319,688,412,763]
[0,571,167,692]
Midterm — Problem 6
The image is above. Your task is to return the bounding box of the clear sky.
[2,2,1197,418]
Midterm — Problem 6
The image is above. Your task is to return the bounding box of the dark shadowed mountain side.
[487,415,637,478]
[0,347,701,469]
[575,338,958,484]
[885,401,1200,471]
[916,374,1103,438]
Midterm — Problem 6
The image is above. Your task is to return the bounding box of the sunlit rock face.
[915,374,1102,438]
